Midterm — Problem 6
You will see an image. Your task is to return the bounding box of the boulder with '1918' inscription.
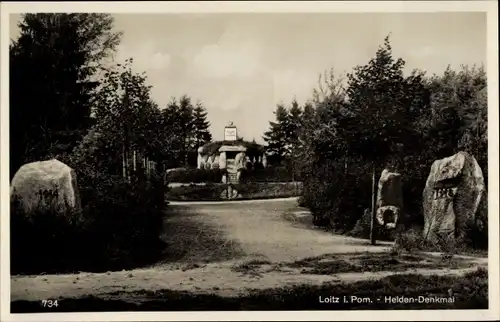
[422,151,487,246]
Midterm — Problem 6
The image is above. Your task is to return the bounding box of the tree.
[160,95,197,168]
[72,58,166,181]
[9,13,122,179]
[263,104,291,164]
[344,35,428,169]
[297,36,430,233]
[288,99,302,150]
[423,65,487,182]
[192,101,212,148]
[286,99,303,178]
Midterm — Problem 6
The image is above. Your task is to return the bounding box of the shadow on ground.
[157,205,246,265]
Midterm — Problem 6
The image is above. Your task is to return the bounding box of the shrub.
[10,194,87,274]
[78,172,167,271]
[240,166,301,183]
[391,220,488,255]
[166,182,302,201]
[167,166,301,184]
[348,208,398,241]
[10,170,168,275]
[233,182,302,199]
[166,168,224,184]
[302,160,372,233]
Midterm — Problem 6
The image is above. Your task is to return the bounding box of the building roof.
[219,145,247,152]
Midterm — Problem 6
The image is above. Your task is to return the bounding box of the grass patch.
[231,258,273,277]
[391,227,489,258]
[11,268,488,312]
[279,252,476,275]
[158,206,246,264]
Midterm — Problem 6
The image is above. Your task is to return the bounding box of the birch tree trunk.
[122,144,126,179]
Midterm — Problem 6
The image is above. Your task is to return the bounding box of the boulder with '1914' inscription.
[10,159,82,217]
[422,151,487,246]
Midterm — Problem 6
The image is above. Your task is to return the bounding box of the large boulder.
[10,159,81,216]
[376,169,403,229]
[422,151,487,244]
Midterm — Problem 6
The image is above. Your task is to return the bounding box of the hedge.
[166,168,224,183]
[167,166,301,184]
[240,166,302,183]
[166,182,303,201]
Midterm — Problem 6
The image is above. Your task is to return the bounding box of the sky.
[9,12,486,143]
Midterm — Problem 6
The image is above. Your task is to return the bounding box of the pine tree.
[193,101,212,148]
[288,99,303,151]
[263,104,291,164]
[177,95,195,166]
[9,13,121,178]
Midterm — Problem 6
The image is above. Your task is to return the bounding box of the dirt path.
[164,197,392,263]
[11,260,487,302]
[10,198,488,304]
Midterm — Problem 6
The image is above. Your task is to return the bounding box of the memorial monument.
[196,121,266,184]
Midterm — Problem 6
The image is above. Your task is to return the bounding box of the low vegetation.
[166,168,224,184]
[166,166,301,184]
[390,227,488,258]
[11,173,167,275]
[11,267,488,311]
[166,182,303,201]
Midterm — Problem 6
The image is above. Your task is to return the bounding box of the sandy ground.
[11,197,487,302]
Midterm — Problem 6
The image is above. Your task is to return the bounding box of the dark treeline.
[9,13,212,274]
[263,36,487,235]
[10,14,212,181]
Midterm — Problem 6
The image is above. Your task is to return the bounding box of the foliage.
[193,101,213,147]
[167,168,225,184]
[294,35,487,249]
[9,13,122,180]
[240,166,302,183]
[166,182,302,202]
[10,173,167,275]
[82,57,167,174]
[344,37,428,166]
[199,140,264,157]
[392,217,489,255]
[9,14,174,275]
[422,65,488,183]
[263,104,295,164]
[162,96,213,168]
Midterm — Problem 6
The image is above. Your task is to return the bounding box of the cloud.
[115,42,171,72]
[191,29,263,79]
[411,45,434,58]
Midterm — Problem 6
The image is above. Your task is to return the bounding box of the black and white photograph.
[1,1,498,321]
